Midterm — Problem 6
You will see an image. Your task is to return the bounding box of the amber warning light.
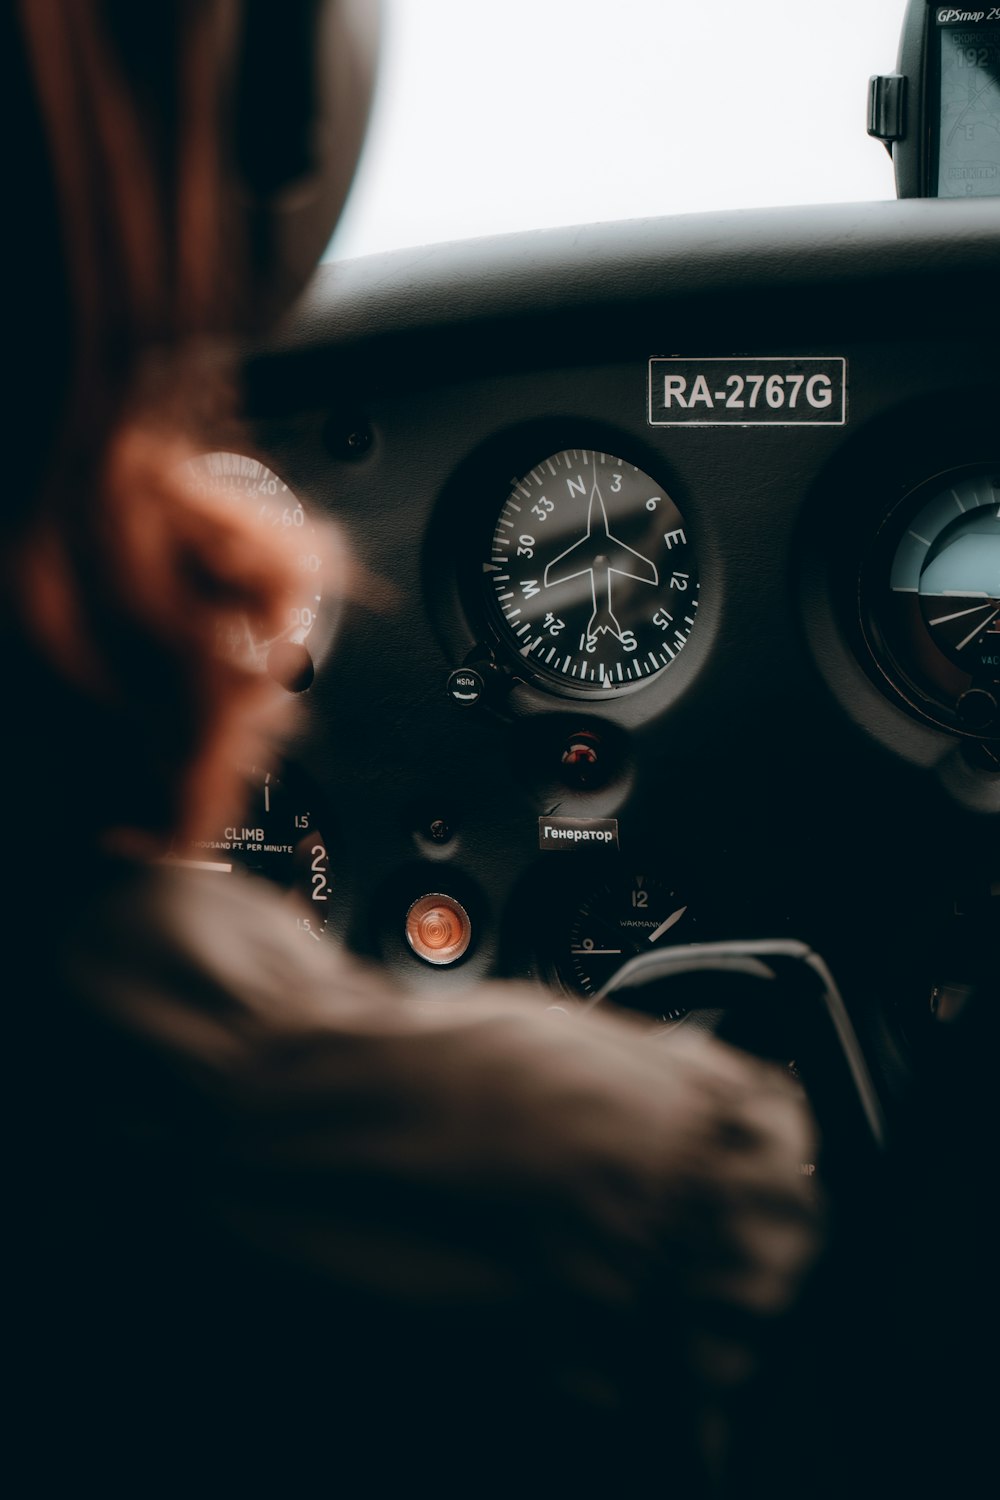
[405,893,472,965]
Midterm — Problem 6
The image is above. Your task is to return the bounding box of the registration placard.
[648,357,847,427]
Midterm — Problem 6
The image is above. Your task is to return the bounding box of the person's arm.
[60,860,819,1480]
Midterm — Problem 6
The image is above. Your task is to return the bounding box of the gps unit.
[869,3,1000,198]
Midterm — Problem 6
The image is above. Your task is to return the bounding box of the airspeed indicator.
[485,449,698,694]
[179,451,324,688]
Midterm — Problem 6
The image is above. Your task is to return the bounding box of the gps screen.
[935,14,1000,197]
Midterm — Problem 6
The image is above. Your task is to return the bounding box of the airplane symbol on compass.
[543,463,658,647]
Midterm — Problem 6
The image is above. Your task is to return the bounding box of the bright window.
[330,0,910,260]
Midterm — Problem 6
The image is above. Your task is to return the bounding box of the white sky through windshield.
[329,0,910,260]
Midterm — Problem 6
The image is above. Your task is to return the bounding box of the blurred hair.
[3,0,300,851]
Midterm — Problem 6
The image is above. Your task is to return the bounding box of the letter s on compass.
[482,449,699,694]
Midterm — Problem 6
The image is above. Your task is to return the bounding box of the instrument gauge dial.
[863,468,1000,734]
[173,768,333,942]
[485,449,699,694]
[912,505,1000,669]
[554,871,698,1018]
[180,452,323,687]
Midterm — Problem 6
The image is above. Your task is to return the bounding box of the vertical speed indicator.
[173,767,334,942]
[484,450,699,694]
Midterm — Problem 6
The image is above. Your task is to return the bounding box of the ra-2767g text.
[661,371,834,411]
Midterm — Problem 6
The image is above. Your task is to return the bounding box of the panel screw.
[326,418,373,460]
[956,688,998,733]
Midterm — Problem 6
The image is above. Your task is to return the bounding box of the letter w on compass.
[543,471,658,650]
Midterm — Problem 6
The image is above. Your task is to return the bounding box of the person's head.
[3,1,377,855]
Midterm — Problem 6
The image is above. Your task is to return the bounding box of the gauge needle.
[927,603,995,625]
[161,856,234,874]
[956,606,1000,651]
[648,905,688,943]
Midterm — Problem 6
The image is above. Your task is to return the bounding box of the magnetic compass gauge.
[484,449,699,694]
[863,468,1000,735]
